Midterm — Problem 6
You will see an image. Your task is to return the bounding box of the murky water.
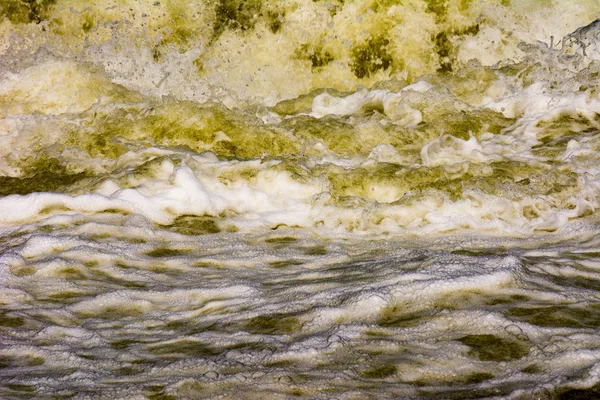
[3,1,600,398]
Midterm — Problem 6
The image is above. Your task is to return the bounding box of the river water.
[2,1,600,398]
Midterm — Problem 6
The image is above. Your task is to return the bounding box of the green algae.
[128,101,299,158]
[272,88,349,116]
[54,265,88,280]
[5,383,37,393]
[419,109,512,140]
[213,0,262,39]
[0,312,25,327]
[378,303,435,328]
[557,384,600,400]
[46,291,84,302]
[265,236,298,243]
[68,129,130,160]
[296,43,334,69]
[217,165,260,184]
[147,265,185,275]
[303,245,328,256]
[0,157,89,196]
[325,163,467,202]
[0,354,44,368]
[463,372,495,384]
[535,112,599,145]
[282,115,362,156]
[151,7,205,57]
[160,215,221,235]
[521,364,541,374]
[434,31,454,73]
[360,364,398,379]
[351,36,393,79]
[549,275,600,292]
[146,247,192,257]
[0,0,56,24]
[110,338,146,350]
[413,371,497,389]
[45,1,215,57]
[144,385,176,400]
[117,366,144,376]
[268,260,303,268]
[77,304,147,320]
[329,158,571,204]
[10,264,36,277]
[458,334,529,362]
[506,303,600,329]
[145,339,221,356]
[245,314,302,335]
[425,0,450,21]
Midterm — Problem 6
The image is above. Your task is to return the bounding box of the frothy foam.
[3,1,600,398]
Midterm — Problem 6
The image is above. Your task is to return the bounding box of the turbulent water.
[4,1,600,399]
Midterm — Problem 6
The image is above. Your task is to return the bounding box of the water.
[2,0,600,398]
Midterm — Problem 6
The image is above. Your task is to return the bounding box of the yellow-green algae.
[272,88,350,116]
[0,0,56,24]
[0,0,535,100]
[71,101,301,159]
[321,157,579,206]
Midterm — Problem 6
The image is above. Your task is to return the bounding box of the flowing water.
[3,1,600,398]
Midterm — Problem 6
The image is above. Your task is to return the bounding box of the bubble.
[505,323,529,341]
[202,371,219,380]
[278,375,294,384]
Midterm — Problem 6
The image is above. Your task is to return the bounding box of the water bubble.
[504,324,523,336]
[531,386,554,400]
[278,375,294,384]
[203,371,219,380]
[327,334,341,343]
[542,343,560,354]
[505,323,529,341]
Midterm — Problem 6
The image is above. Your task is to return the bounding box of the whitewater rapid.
[3,1,600,398]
